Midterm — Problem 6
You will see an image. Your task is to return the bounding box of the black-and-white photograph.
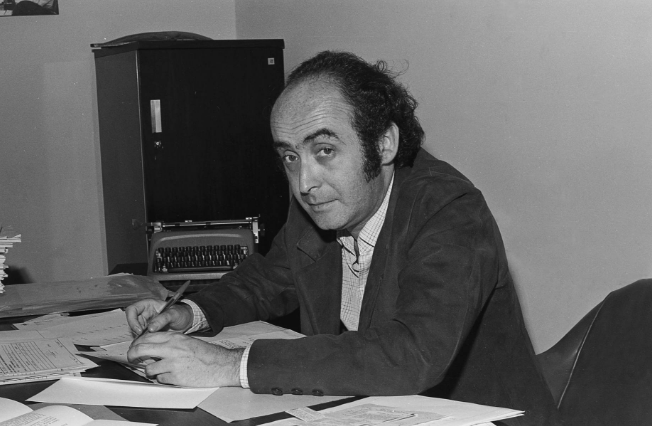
[0,2,650,426]
[0,0,58,16]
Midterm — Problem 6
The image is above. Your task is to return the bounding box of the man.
[126,51,561,425]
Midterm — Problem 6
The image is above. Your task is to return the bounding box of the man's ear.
[379,122,399,165]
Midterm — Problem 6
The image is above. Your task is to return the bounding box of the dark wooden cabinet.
[93,40,288,272]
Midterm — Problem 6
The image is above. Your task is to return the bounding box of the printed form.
[0,332,96,384]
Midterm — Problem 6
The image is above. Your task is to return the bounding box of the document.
[14,310,133,347]
[0,334,97,385]
[28,376,218,409]
[286,404,449,425]
[0,397,155,426]
[262,395,524,426]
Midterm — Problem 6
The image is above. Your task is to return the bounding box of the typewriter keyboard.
[153,244,249,274]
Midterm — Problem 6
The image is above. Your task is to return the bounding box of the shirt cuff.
[239,343,253,389]
[180,299,210,334]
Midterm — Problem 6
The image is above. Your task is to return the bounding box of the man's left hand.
[127,332,244,387]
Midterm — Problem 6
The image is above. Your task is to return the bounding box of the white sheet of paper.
[0,405,92,426]
[0,397,32,422]
[198,387,352,423]
[28,376,218,409]
[0,399,156,426]
[261,396,522,426]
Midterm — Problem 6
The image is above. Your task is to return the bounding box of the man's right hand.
[125,299,194,336]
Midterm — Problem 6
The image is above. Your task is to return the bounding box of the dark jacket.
[187,149,561,426]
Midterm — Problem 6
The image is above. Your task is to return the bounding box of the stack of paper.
[0,225,21,293]
[0,274,168,318]
[0,330,98,385]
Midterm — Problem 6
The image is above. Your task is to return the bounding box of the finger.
[127,341,160,364]
[144,357,169,378]
[153,372,175,385]
[145,311,174,333]
[125,304,146,334]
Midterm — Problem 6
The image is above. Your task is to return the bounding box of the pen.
[137,280,191,338]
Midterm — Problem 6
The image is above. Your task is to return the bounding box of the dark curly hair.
[286,51,424,181]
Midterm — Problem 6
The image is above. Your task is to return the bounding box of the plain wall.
[0,1,236,282]
[235,0,652,352]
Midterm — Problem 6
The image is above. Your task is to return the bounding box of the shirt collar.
[337,174,395,252]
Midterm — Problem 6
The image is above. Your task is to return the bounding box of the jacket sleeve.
[246,185,504,396]
[184,224,300,334]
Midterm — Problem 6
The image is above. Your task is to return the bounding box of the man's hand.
[125,299,194,336]
[127,332,243,387]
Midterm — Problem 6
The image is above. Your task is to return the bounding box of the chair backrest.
[537,279,652,425]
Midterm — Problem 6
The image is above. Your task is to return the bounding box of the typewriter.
[147,217,260,287]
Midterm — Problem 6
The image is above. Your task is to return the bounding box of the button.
[271,387,283,396]
[291,388,303,395]
[311,389,324,396]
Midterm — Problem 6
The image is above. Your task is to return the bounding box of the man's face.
[271,80,388,238]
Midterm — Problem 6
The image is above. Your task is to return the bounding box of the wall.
[235,0,652,352]
[0,0,236,283]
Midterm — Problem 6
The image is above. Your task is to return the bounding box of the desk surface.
[0,358,358,426]
[0,320,354,426]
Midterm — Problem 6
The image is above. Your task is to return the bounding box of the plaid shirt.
[336,175,394,331]
[182,174,394,387]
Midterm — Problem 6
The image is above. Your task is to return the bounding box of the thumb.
[146,310,174,333]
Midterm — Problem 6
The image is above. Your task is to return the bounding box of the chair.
[537,278,652,425]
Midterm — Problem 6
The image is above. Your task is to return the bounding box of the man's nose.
[298,161,320,195]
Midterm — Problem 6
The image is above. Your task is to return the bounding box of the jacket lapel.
[295,228,343,335]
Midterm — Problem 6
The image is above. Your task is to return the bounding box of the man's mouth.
[306,200,335,211]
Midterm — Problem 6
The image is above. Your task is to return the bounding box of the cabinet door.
[137,47,288,253]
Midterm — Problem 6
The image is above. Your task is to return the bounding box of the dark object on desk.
[538,278,652,425]
[1,266,32,285]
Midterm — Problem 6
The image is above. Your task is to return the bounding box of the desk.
[0,320,355,426]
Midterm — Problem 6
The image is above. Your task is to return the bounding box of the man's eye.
[318,147,334,156]
[282,154,298,163]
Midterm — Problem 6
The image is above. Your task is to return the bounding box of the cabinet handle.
[150,100,162,133]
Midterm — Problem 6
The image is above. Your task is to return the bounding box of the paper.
[0,275,168,318]
[0,330,52,341]
[85,321,304,371]
[0,397,32,422]
[0,336,97,385]
[286,404,448,426]
[198,387,352,423]
[14,310,133,347]
[28,376,218,409]
[0,397,156,426]
[0,226,20,294]
[261,396,523,426]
